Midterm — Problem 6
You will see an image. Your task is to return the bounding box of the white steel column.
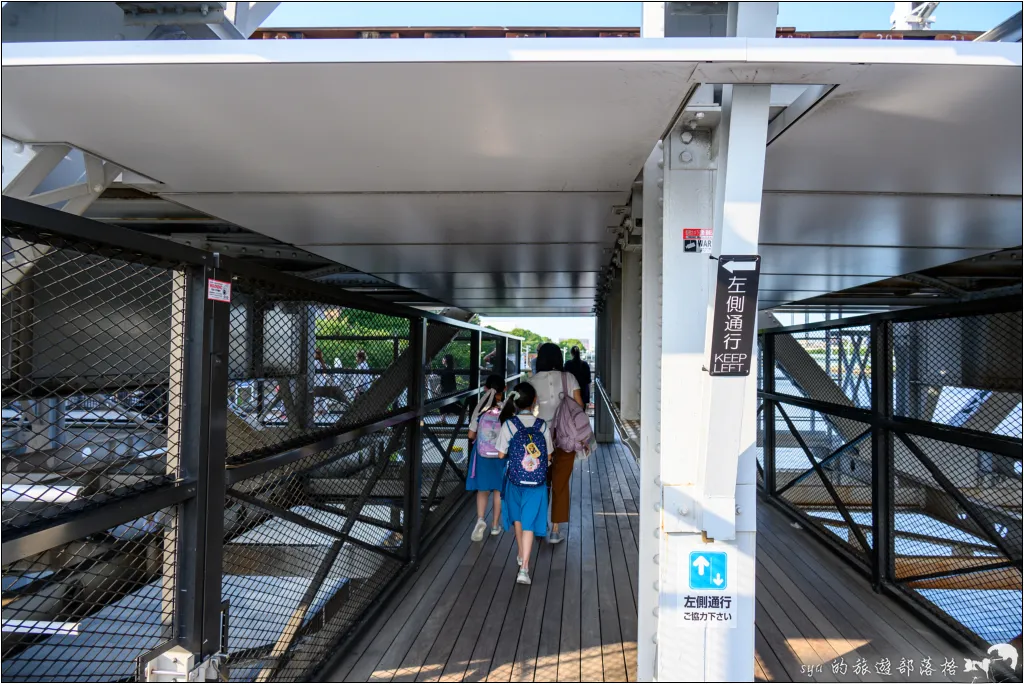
[609,271,623,405]
[656,107,719,683]
[699,80,773,684]
[637,4,666,681]
[637,146,664,682]
[620,248,642,420]
[650,3,777,681]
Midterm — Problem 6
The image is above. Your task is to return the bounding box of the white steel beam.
[2,137,127,294]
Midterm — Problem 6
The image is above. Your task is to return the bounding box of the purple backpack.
[553,372,594,454]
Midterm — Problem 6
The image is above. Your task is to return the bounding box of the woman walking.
[531,343,583,544]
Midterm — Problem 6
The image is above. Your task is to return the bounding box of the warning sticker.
[683,228,713,254]
[207,279,232,303]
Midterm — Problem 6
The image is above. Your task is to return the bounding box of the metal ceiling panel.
[169,192,624,245]
[3,38,1020,314]
[306,244,609,274]
[760,192,1021,249]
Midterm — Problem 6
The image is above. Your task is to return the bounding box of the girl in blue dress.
[496,382,552,585]
[466,374,507,542]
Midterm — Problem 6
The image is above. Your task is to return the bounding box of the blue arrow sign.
[689,551,728,590]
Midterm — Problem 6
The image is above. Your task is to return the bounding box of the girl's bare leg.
[492,491,502,528]
[521,531,535,572]
[476,490,488,520]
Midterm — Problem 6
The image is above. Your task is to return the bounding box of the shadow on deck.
[326,442,976,683]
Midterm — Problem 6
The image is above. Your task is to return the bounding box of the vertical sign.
[709,255,760,376]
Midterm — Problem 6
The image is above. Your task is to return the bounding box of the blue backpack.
[505,416,549,487]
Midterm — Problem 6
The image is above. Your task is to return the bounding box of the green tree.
[508,327,551,350]
[559,338,587,355]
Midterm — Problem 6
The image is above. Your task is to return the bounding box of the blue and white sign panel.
[689,551,728,590]
[679,545,737,628]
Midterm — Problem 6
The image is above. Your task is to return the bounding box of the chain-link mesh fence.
[892,311,1022,438]
[479,333,500,387]
[2,199,519,682]
[2,507,179,681]
[506,339,521,378]
[774,401,874,563]
[420,403,471,538]
[3,220,189,683]
[759,301,1023,649]
[424,322,471,404]
[226,279,412,464]
[772,325,871,409]
[2,231,185,532]
[221,428,406,682]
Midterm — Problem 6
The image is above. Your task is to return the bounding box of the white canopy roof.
[3,38,1021,313]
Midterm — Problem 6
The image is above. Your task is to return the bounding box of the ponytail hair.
[498,382,537,425]
[476,374,506,413]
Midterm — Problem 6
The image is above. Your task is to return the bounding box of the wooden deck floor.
[327,442,972,683]
[755,504,974,683]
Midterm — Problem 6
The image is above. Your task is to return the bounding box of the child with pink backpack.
[467,374,507,542]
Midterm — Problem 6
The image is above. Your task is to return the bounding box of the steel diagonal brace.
[776,402,873,554]
[894,431,1021,564]
[421,404,468,516]
[775,427,873,496]
[255,425,404,681]
[2,138,134,295]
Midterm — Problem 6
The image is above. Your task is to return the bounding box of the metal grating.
[760,299,1023,650]
[775,402,874,561]
[2,233,185,532]
[425,322,471,403]
[221,428,406,682]
[420,404,471,537]
[226,280,412,464]
[892,311,1022,438]
[2,198,522,683]
[2,507,178,682]
[774,325,871,409]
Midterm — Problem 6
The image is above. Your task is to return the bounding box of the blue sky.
[264,2,1021,32]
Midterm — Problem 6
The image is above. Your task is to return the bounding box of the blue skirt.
[466,443,506,492]
[501,480,548,537]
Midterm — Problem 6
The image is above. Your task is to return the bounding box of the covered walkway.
[326,442,975,683]
[2,4,1021,681]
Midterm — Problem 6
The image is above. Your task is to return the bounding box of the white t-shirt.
[530,371,580,422]
[495,414,554,456]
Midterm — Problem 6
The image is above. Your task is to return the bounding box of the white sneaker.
[516,568,532,585]
[471,518,487,542]
[517,556,523,567]
[490,525,501,536]
[548,529,565,544]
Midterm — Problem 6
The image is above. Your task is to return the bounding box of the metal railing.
[757,296,1023,653]
[1,197,522,682]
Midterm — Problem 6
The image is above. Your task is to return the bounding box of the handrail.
[593,377,639,463]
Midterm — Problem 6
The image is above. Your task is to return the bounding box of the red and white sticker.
[683,228,713,254]
[207,278,232,303]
